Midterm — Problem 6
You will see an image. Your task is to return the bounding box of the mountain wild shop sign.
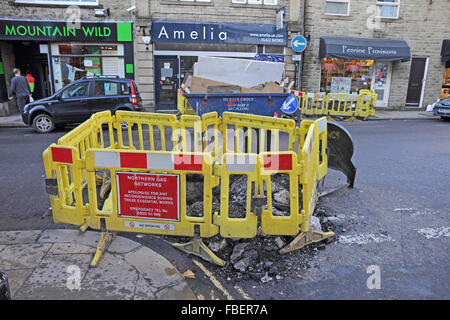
[0,19,133,42]
[151,21,287,46]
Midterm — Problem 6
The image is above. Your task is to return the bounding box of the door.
[371,62,392,107]
[52,81,92,123]
[155,56,179,111]
[406,57,428,108]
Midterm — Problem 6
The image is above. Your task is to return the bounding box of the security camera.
[142,36,151,45]
[126,6,137,13]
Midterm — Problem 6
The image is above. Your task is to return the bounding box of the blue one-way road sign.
[291,35,307,53]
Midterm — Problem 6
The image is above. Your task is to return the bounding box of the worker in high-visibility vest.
[25,71,35,94]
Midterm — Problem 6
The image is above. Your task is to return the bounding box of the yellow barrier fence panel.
[85,149,219,238]
[214,153,259,238]
[43,144,87,226]
[259,151,302,236]
[177,89,196,115]
[114,110,180,152]
[300,123,319,232]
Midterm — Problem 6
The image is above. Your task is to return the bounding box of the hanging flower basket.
[321,61,339,71]
[345,63,362,73]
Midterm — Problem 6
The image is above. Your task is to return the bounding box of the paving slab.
[134,273,157,300]
[156,281,198,300]
[83,252,138,300]
[14,253,92,299]
[1,230,197,300]
[0,230,43,245]
[124,246,188,290]
[107,236,142,254]
[2,268,34,297]
[0,243,52,269]
[47,243,96,255]
[38,229,100,247]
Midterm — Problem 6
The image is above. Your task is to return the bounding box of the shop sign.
[0,19,133,42]
[116,172,180,221]
[152,21,287,46]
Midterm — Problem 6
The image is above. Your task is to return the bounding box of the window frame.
[324,0,351,17]
[231,0,278,5]
[14,0,98,6]
[60,81,90,99]
[376,0,400,19]
[94,80,121,97]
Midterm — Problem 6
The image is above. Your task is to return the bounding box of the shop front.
[150,20,287,111]
[0,18,134,100]
[319,37,411,107]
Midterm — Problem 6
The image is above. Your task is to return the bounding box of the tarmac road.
[0,119,449,299]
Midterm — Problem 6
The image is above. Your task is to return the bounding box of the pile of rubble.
[174,174,341,283]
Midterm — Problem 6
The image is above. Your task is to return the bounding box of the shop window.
[15,0,98,5]
[324,0,350,16]
[165,0,211,2]
[376,0,400,19]
[180,56,199,81]
[320,58,374,94]
[51,43,125,91]
[442,60,450,100]
[232,0,278,5]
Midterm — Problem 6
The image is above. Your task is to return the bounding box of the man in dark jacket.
[8,68,31,113]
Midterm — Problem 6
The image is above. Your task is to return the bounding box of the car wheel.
[33,114,55,133]
[441,116,450,121]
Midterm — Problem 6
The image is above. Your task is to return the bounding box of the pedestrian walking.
[8,68,31,113]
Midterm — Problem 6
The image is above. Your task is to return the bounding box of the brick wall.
[302,0,450,108]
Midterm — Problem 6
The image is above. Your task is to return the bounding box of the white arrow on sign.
[293,40,306,47]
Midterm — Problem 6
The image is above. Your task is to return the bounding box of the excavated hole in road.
[162,174,345,284]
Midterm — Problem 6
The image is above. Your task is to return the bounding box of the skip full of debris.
[180,56,294,95]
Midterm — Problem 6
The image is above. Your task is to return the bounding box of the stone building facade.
[0,0,152,113]
[141,0,303,111]
[0,0,305,113]
[301,0,450,109]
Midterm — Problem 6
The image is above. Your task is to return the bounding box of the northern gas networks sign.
[151,21,287,46]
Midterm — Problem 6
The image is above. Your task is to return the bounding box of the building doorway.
[11,41,51,100]
[154,55,179,111]
[371,62,392,107]
[406,57,429,108]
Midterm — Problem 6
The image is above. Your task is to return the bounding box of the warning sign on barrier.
[116,172,180,221]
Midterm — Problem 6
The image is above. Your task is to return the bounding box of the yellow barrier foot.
[344,117,362,122]
[90,230,116,268]
[80,223,88,233]
[173,238,226,267]
[279,230,335,255]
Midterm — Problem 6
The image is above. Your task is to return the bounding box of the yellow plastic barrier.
[295,90,377,120]
[177,89,196,115]
[43,111,333,266]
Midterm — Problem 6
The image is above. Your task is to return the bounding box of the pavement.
[0,110,439,128]
[0,229,197,300]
